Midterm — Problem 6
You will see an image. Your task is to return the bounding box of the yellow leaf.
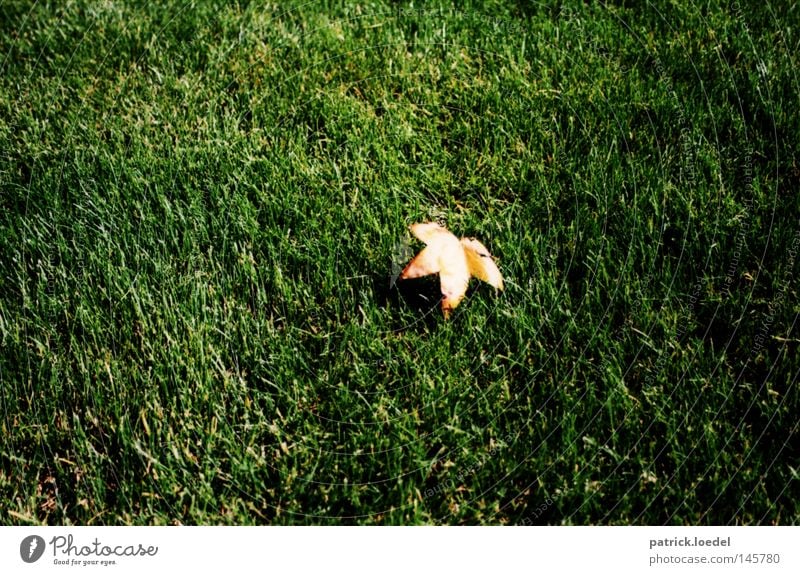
[399,222,504,318]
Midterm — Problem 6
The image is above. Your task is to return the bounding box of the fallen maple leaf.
[399,222,504,318]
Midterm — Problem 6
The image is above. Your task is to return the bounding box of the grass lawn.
[1,0,798,525]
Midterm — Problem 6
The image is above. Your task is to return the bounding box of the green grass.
[1,0,798,525]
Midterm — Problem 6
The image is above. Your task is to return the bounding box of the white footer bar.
[2,526,797,574]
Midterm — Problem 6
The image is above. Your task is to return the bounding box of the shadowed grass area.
[1,1,797,525]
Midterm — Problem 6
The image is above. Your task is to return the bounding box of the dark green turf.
[1,1,798,525]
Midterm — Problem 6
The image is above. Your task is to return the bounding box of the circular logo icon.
[20,535,46,563]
